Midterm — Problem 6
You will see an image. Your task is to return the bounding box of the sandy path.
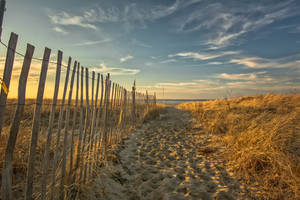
[81,107,252,200]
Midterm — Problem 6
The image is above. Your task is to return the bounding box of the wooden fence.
[0,32,156,200]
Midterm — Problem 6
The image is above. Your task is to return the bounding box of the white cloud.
[169,51,238,60]
[49,11,97,30]
[53,26,68,35]
[177,1,300,49]
[207,62,223,65]
[231,56,300,69]
[73,39,111,46]
[120,55,134,63]
[218,72,270,81]
[92,63,140,75]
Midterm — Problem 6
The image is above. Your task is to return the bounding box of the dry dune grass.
[178,94,300,200]
[0,98,155,199]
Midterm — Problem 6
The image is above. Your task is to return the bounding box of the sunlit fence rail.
[0,32,156,200]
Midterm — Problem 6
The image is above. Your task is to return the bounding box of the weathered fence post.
[89,72,100,176]
[0,32,18,135]
[68,62,80,183]
[74,66,84,183]
[1,43,34,200]
[25,47,51,200]
[80,67,90,182]
[102,74,110,157]
[60,60,77,200]
[132,80,136,123]
[0,0,6,39]
[109,82,115,145]
[50,56,72,200]
[41,50,62,200]
[84,71,95,180]
[95,74,104,162]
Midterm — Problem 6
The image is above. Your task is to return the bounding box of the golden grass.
[178,94,300,200]
[0,98,158,199]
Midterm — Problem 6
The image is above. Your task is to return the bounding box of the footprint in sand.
[83,106,253,200]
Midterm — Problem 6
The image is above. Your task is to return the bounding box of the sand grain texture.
[80,107,253,200]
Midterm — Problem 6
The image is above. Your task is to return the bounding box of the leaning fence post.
[102,74,110,157]
[132,80,136,123]
[25,47,51,200]
[1,43,34,200]
[0,32,18,135]
[41,50,62,200]
[95,74,104,162]
[68,62,80,184]
[50,56,72,200]
[73,66,84,183]
[60,60,77,200]
[0,0,6,39]
[84,71,95,180]
[80,67,90,182]
[89,72,100,176]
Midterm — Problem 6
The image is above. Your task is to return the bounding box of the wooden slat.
[80,67,90,182]
[109,82,115,145]
[73,66,84,183]
[84,71,95,180]
[59,60,77,200]
[68,62,80,183]
[101,75,108,158]
[1,43,34,200]
[132,80,136,122]
[50,56,72,200]
[96,74,104,162]
[0,32,18,135]
[25,47,51,200]
[41,50,62,200]
[104,78,111,155]
[89,72,100,176]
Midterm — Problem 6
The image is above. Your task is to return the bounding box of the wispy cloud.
[176,1,300,49]
[120,55,134,63]
[231,56,300,69]
[49,11,97,30]
[169,51,238,60]
[73,39,111,46]
[49,1,180,33]
[217,71,271,81]
[92,63,140,75]
[53,26,68,35]
[207,62,223,65]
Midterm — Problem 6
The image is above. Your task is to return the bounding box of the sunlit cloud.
[231,56,300,69]
[207,62,223,65]
[217,72,270,81]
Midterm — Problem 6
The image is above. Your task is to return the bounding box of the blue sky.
[2,0,300,99]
